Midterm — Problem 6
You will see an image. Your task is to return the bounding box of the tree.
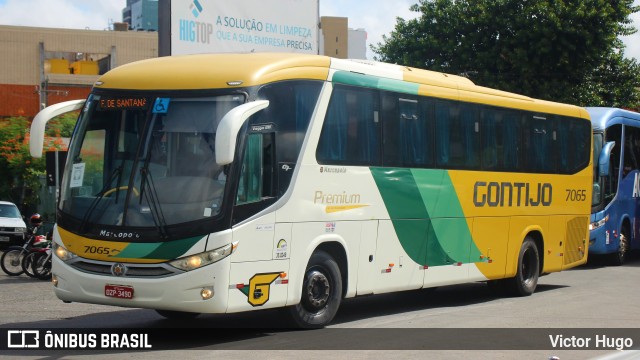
[0,117,43,214]
[0,112,76,215]
[47,112,77,138]
[577,48,640,109]
[373,0,640,107]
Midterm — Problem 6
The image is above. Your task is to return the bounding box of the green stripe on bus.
[114,236,203,260]
[411,169,482,263]
[370,168,481,266]
[144,236,203,260]
[113,242,161,259]
[333,71,420,95]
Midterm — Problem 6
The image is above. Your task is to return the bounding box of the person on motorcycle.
[25,213,42,236]
[30,213,42,227]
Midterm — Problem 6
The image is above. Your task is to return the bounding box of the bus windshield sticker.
[70,163,85,188]
[153,98,170,114]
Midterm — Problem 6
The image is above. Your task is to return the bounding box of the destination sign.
[98,97,148,110]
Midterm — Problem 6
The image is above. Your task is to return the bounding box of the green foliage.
[46,111,78,138]
[577,50,640,109]
[0,116,68,214]
[373,0,640,107]
[0,117,41,211]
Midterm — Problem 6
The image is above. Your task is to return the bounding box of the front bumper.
[589,225,617,255]
[52,255,231,314]
[0,231,25,244]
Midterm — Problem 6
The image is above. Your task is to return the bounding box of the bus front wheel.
[505,237,540,297]
[610,231,628,266]
[287,250,342,329]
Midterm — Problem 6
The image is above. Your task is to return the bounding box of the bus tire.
[155,309,200,320]
[287,250,342,329]
[609,231,628,266]
[505,237,539,297]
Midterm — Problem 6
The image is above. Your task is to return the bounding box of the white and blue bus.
[589,107,640,265]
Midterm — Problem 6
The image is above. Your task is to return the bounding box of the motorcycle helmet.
[30,213,42,226]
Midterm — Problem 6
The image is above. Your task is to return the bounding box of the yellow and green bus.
[30,53,592,328]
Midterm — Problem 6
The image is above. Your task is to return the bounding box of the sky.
[0,0,638,61]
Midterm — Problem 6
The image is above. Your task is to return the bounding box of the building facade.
[0,15,365,119]
[0,25,158,118]
[320,16,367,60]
[123,0,159,31]
[348,28,367,60]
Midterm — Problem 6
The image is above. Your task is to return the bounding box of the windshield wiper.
[138,155,169,240]
[80,165,123,231]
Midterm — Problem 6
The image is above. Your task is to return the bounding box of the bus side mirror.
[215,100,269,166]
[598,141,616,177]
[30,99,86,158]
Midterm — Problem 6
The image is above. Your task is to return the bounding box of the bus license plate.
[105,284,134,299]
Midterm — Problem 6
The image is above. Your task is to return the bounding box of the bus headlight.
[169,243,235,271]
[53,242,77,261]
[589,215,609,231]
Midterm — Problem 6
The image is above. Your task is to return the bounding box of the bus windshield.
[59,93,245,230]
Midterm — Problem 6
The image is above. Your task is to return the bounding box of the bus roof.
[95,53,332,90]
[330,57,586,117]
[94,52,587,118]
[586,107,640,132]
[95,53,478,91]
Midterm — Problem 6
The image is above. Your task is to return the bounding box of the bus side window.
[381,93,433,168]
[526,115,555,173]
[604,124,622,205]
[317,85,380,166]
[236,133,275,205]
[435,101,479,170]
[623,125,640,178]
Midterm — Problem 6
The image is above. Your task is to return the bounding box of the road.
[1,253,640,360]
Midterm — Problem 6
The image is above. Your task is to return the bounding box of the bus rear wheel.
[287,250,342,329]
[505,237,540,297]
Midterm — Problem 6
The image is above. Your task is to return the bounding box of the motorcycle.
[1,227,42,276]
[0,213,47,276]
[31,247,52,280]
[21,235,51,278]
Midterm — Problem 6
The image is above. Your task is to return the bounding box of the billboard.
[170,0,319,55]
